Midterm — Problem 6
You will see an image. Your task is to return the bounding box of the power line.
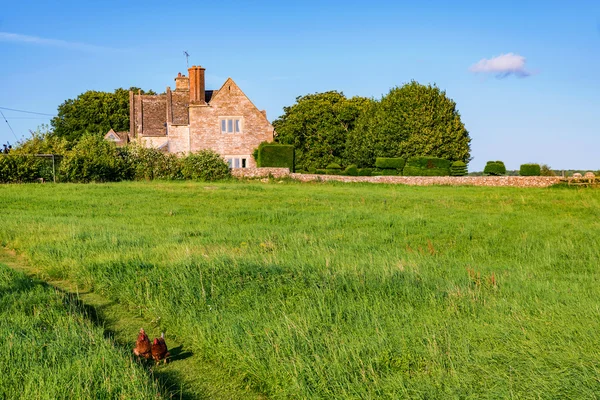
[0,106,56,117]
[0,109,20,141]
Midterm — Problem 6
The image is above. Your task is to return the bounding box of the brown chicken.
[151,332,170,364]
[133,328,152,359]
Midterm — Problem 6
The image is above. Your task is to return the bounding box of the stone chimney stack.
[174,72,189,92]
[188,66,206,104]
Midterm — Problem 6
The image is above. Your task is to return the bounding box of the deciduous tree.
[346,81,471,167]
[51,87,155,142]
[273,91,370,170]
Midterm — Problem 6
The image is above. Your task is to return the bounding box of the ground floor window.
[226,156,249,169]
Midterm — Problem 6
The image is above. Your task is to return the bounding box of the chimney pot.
[188,65,206,104]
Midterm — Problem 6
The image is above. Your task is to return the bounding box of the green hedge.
[402,157,450,176]
[484,161,506,176]
[519,163,541,176]
[257,143,295,171]
[357,168,373,176]
[375,157,406,170]
[326,162,342,170]
[0,155,54,183]
[344,165,359,176]
[450,161,468,176]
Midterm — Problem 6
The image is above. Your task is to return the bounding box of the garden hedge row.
[402,157,451,176]
[519,163,541,176]
[256,143,295,171]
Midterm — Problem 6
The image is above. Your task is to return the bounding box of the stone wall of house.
[165,125,189,153]
[139,136,168,150]
[188,78,273,167]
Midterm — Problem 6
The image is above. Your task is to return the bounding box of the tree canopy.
[346,81,471,167]
[51,87,155,143]
[272,91,371,170]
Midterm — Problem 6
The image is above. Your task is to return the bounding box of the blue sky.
[1,0,598,171]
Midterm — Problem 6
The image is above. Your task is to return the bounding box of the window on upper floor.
[220,117,242,134]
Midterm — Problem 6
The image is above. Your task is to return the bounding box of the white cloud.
[469,53,533,78]
[0,32,116,52]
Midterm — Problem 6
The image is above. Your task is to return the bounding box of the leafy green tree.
[346,81,471,167]
[12,125,69,155]
[273,91,370,170]
[51,87,155,142]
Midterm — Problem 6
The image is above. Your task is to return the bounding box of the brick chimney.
[174,72,189,92]
[188,66,206,104]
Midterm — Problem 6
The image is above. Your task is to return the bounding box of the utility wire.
[0,109,20,141]
[0,106,56,117]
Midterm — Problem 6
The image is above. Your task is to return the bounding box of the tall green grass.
[0,263,164,399]
[1,181,600,398]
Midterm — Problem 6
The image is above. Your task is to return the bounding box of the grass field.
[1,180,600,398]
[0,262,164,399]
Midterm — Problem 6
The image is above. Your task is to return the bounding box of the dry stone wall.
[233,169,562,187]
[290,174,562,187]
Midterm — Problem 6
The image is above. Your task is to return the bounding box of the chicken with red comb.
[151,332,170,364]
[133,328,152,359]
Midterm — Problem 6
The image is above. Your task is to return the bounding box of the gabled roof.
[208,78,270,124]
[104,129,128,144]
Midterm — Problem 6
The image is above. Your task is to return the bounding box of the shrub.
[375,157,406,170]
[326,169,343,175]
[540,164,556,176]
[0,155,50,183]
[402,157,450,176]
[381,169,399,176]
[326,162,342,170]
[344,165,359,176]
[307,166,317,174]
[371,170,384,176]
[256,143,295,171]
[450,161,468,176]
[125,146,182,180]
[181,150,231,181]
[357,168,373,176]
[59,135,126,183]
[315,169,327,175]
[519,163,541,176]
[483,161,506,176]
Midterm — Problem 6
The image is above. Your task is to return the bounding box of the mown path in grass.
[0,249,265,400]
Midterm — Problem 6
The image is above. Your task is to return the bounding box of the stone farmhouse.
[105,66,274,168]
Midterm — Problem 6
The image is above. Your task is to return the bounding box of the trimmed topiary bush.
[519,163,541,176]
[483,161,506,176]
[181,150,231,181]
[307,166,317,174]
[315,169,327,175]
[344,165,359,176]
[375,157,406,170]
[357,168,373,176]
[256,143,295,171]
[450,161,468,176]
[326,162,342,170]
[381,169,400,176]
[402,157,450,176]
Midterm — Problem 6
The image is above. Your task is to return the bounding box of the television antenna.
[183,51,190,69]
